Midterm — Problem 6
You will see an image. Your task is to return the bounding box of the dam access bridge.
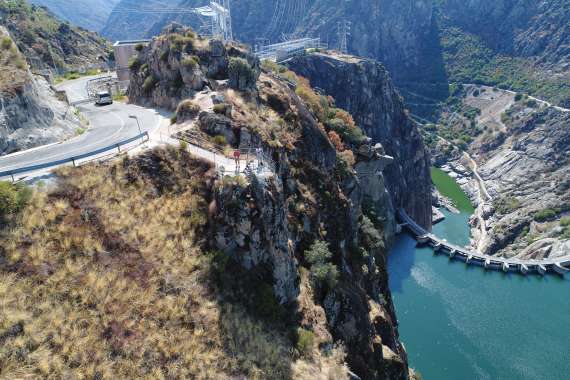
[398,209,570,276]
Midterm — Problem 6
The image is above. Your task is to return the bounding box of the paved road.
[0,75,164,177]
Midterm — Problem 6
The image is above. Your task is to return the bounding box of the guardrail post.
[72,158,76,167]
[11,172,15,183]
[117,144,121,153]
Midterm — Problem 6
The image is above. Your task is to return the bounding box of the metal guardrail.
[0,132,149,181]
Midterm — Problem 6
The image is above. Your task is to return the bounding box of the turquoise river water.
[388,169,570,379]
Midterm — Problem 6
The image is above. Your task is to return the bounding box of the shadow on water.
[388,233,417,293]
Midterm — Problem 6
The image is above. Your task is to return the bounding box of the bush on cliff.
[305,240,339,289]
[229,57,257,91]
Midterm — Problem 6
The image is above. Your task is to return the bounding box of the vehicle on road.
[95,91,113,106]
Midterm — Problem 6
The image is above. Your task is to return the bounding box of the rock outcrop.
[288,53,433,228]
[0,27,78,155]
[128,24,259,110]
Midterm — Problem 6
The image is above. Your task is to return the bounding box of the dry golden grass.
[0,146,347,379]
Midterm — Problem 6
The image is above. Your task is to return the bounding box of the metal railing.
[173,132,276,175]
[0,132,149,182]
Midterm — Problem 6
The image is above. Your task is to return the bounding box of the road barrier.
[0,132,149,181]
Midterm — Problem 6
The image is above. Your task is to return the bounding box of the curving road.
[0,75,165,179]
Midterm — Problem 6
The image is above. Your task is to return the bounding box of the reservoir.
[389,168,570,379]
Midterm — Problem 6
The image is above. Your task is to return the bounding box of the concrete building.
[113,40,151,82]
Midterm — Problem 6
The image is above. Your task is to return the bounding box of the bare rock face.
[288,53,433,228]
[1,78,75,155]
[0,28,77,155]
[471,106,570,259]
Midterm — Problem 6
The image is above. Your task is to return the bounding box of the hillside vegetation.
[0,148,349,379]
[0,27,29,93]
[29,0,120,31]
[0,0,111,71]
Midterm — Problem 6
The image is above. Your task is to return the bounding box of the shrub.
[494,196,520,214]
[142,76,157,93]
[128,57,142,71]
[525,99,538,108]
[213,135,227,145]
[328,131,344,151]
[1,36,12,50]
[514,93,523,102]
[176,99,200,121]
[334,109,356,130]
[213,103,231,116]
[561,217,570,227]
[228,57,257,91]
[534,208,558,222]
[305,240,339,288]
[182,55,199,69]
[170,115,177,124]
[135,43,145,52]
[0,182,31,220]
[295,328,315,357]
[0,182,18,217]
[360,216,384,251]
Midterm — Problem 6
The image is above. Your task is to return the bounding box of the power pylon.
[337,20,351,54]
[210,0,233,41]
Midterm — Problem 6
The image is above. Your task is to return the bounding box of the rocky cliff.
[0,0,111,72]
[287,53,432,228]
[127,25,424,379]
[0,26,79,155]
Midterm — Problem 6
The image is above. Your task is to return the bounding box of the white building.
[113,40,151,82]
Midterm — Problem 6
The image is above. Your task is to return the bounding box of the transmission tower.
[210,0,233,41]
[337,20,351,54]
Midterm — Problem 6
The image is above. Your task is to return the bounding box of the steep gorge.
[287,53,432,228]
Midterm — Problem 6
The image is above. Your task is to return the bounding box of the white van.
[95,91,113,106]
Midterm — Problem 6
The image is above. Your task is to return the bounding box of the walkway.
[398,208,570,276]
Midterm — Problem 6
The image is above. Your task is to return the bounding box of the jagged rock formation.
[128,26,422,379]
[0,27,78,155]
[0,0,111,72]
[128,24,259,110]
[287,53,432,228]
[29,0,120,31]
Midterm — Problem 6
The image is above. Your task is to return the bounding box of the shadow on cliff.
[390,15,450,122]
[387,233,418,293]
[208,252,298,379]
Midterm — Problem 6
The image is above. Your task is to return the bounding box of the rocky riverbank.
[432,91,570,260]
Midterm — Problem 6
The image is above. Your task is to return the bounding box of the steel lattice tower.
[337,20,351,54]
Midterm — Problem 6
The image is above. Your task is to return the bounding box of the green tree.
[305,240,339,288]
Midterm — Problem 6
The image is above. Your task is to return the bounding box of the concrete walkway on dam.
[398,208,570,276]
